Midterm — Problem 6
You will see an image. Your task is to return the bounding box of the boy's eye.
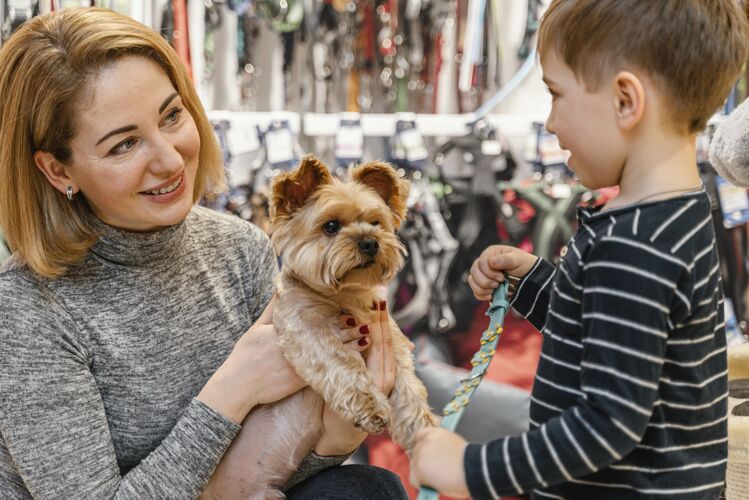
[323,220,341,235]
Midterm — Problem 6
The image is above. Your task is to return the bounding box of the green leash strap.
[417,280,512,500]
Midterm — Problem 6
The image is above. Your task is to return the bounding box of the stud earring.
[66,186,73,201]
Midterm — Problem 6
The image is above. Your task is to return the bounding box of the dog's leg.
[387,322,440,452]
[201,388,324,500]
[275,309,392,434]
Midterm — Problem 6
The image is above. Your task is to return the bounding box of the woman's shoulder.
[0,263,70,327]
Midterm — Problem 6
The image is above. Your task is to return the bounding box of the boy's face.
[541,50,626,190]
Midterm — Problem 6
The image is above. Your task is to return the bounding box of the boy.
[409,1,749,498]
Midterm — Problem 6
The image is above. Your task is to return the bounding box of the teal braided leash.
[417,281,512,500]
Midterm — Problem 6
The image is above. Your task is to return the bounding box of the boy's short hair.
[538,0,749,133]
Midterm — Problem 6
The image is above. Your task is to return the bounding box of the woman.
[0,8,407,499]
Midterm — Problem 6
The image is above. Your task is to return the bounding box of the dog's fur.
[202,156,437,499]
[710,97,749,187]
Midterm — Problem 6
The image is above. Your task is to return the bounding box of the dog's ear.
[271,155,333,220]
[352,161,410,228]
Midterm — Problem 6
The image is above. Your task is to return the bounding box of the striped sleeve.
[511,257,557,331]
[464,238,684,498]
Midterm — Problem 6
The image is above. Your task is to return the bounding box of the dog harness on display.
[417,277,516,500]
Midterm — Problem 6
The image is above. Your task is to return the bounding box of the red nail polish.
[371,302,378,310]
[359,325,370,334]
[379,300,387,311]
[358,337,369,346]
[346,318,356,327]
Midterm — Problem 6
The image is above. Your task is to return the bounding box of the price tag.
[226,126,260,156]
[716,176,749,228]
[538,133,570,166]
[391,136,406,160]
[481,140,502,156]
[550,183,573,199]
[400,128,428,163]
[265,126,295,167]
[335,124,364,163]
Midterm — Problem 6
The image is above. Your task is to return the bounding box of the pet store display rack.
[206,111,547,140]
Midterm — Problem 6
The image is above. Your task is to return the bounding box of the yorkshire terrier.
[202,156,438,499]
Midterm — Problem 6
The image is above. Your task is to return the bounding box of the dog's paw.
[355,411,391,434]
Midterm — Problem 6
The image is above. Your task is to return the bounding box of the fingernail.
[379,300,387,311]
[359,325,370,334]
[371,301,378,310]
[358,337,369,346]
[346,317,357,327]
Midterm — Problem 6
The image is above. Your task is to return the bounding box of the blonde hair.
[0,7,226,278]
[538,0,749,134]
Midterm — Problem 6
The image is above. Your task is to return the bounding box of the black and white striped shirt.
[464,191,727,499]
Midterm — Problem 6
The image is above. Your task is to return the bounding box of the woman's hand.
[313,301,398,456]
[409,427,470,498]
[197,295,306,424]
[469,245,538,301]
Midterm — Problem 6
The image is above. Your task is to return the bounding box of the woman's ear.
[613,71,646,131]
[33,150,77,196]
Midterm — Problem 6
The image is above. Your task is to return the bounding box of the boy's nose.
[545,115,556,135]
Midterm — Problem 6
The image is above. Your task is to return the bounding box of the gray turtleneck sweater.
[0,206,346,499]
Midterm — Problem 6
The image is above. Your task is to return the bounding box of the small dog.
[202,156,438,499]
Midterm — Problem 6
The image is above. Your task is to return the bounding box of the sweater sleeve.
[243,224,279,321]
[0,275,240,499]
[464,238,684,498]
[510,257,556,331]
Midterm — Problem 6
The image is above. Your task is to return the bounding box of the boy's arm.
[510,257,557,331]
[464,238,685,498]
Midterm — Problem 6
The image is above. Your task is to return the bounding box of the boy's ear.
[352,161,410,228]
[270,155,332,220]
[613,71,646,131]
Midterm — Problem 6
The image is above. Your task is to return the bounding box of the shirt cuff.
[511,258,555,317]
[179,398,242,456]
[464,441,513,500]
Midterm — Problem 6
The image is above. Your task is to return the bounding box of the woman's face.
[66,56,200,232]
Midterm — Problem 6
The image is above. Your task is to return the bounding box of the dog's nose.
[358,238,379,257]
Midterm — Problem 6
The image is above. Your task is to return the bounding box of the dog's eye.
[371,221,380,226]
[323,220,341,235]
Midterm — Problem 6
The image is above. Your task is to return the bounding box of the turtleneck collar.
[89,213,189,268]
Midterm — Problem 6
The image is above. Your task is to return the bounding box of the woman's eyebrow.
[95,93,180,146]
[96,125,137,146]
[159,92,179,113]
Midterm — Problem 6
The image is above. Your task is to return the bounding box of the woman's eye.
[323,220,341,235]
[164,108,183,124]
[110,138,137,156]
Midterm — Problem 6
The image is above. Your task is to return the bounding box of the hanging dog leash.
[417,277,516,500]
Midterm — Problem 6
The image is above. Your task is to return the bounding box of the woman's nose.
[148,133,183,175]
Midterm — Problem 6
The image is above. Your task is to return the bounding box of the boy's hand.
[469,245,538,301]
[409,428,470,499]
